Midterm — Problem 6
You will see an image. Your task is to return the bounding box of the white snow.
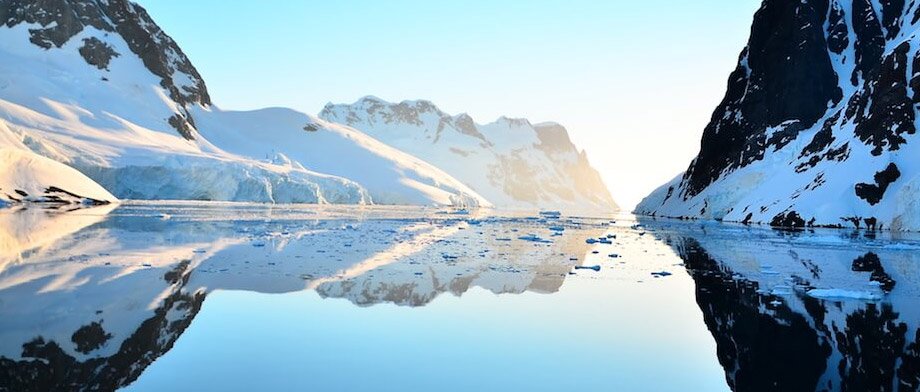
[0,147,116,205]
[192,107,488,207]
[0,23,484,208]
[320,96,617,213]
[0,118,116,205]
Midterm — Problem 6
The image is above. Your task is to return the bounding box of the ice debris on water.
[519,234,552,243]
[586,237,612,245]
[574,265,601,272]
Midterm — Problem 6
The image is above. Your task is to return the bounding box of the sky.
[140,0,762,209]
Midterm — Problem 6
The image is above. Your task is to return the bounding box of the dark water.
[0,203,918,391]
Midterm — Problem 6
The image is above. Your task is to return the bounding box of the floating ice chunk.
[519,234,551,243]
[806,289,882,301]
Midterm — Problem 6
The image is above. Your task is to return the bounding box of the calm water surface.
[1,202,918,391]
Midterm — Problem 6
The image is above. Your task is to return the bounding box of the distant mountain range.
[321,96,616,211]
[637,0,920,231]
[0,0,614,211]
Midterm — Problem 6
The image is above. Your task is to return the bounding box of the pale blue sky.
[140,0,762,209]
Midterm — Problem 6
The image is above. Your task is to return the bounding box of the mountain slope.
[0,0,485,207]
[637,0,920,231]
[0,119,115,206]
[320,96,616,212]
[193,107,487,206]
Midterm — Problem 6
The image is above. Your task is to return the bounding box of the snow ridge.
[320,96,617,212]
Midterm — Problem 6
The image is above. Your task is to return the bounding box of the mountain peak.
[493,116,532,128]
[318,97,617,211]
[2,0,210,139]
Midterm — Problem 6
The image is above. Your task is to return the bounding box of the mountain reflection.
[644,219,920,392]
[0,204,608,391]
[5,204,920,391]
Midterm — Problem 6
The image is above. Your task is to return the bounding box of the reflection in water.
[3,204,920,391]
[644,219,920,392]
[0,203,609,391]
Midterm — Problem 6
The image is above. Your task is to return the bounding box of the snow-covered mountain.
[321,96,617,212]
[636,0,920,231]
[0,0,486,207]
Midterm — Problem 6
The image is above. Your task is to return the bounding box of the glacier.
[0,1,488,207]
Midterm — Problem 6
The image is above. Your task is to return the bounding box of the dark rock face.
[71,321,112,354]
[77,36,118,70]
[771,211,806,228]
[0,0,211,139]
[681,0,841,197]
[640,0,920,230]
[854,163,901,205]
[827,3,849,54]
[852,42,915,155]
[851,0,886,85]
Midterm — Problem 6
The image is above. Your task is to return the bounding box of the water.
[1,202,918,391]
